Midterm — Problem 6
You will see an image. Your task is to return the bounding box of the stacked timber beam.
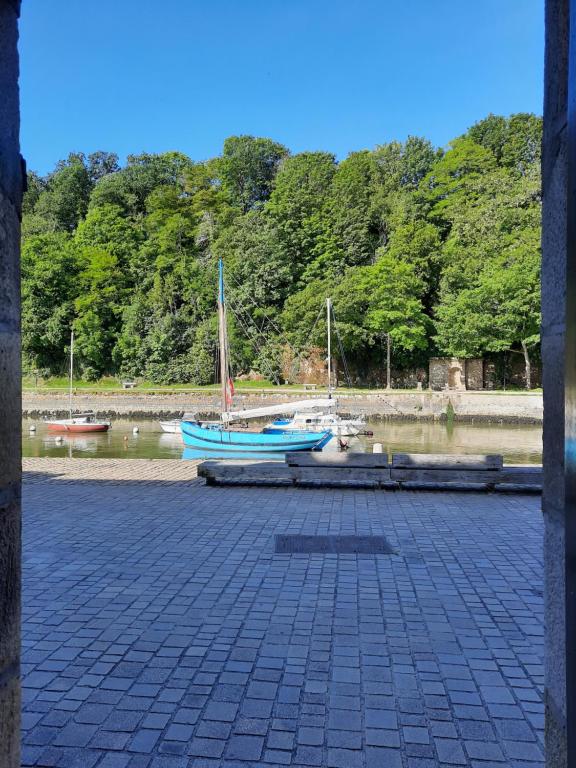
[197,453,542,492]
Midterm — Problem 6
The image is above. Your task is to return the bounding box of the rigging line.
[222,264,327,384]
[226,295,275,359]
[286,302,327,383]
[220,280,276,349]
[222,266,300,355]
[222,265,328,376]
[331,305,353,388]
[224,291,299,387]
[226,297,282,384]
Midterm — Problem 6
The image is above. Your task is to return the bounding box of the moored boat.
[45,332,111,433]
[264,411,365,437]
[181,420,331,452]
[160,419,182,434]
[46,413,110,433]
[180,259,331,454]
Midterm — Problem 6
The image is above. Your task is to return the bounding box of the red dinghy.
[46,413,110,433]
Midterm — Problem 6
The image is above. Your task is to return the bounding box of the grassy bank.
[22,376,542,396]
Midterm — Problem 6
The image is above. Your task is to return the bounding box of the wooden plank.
[391,466,541,485]
[291,467,394,489]
[391,468,502,483]
[392,453,503,470]
[199,460,287,475]
[497,467,542,484]
[400,481,489,491]
[286,453,389,468]
[198,461,292,486]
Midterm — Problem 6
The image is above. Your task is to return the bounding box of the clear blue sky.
[19,0,544,176]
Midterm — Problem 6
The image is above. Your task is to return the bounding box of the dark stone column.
[542,1,569,766]
[0,1,22,766]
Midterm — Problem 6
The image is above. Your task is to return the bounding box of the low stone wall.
[22,389,544,423]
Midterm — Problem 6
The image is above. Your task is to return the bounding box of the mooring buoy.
[132,426,139,434]
[373,443,383,453]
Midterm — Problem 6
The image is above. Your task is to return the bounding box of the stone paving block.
[20,462,545,767]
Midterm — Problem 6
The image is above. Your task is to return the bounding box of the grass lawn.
[22,376,541,395]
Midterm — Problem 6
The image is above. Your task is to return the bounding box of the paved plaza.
[21,458,544,768]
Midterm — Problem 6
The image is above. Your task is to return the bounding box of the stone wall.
[429,357,483,391]
[542,0,569,765]
[0,1,22,766]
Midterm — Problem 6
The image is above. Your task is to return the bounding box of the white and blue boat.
[181,420,331,452]
[180,259,332,454]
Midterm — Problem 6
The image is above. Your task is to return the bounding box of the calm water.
[22,418,542,464]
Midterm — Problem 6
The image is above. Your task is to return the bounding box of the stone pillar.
[0,1,22,766]
[542,0,569,765]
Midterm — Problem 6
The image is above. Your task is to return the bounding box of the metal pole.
[566,1,576,762]
[218,259,228,416]
[386,332,391,390]
[69,329,74,418]
[327,297,332,397]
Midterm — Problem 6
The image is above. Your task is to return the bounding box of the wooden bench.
[197,453,542,492]
[303,383,318,391]
[122,380,137,389]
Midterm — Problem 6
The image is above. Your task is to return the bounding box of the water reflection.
[23,418,543,464]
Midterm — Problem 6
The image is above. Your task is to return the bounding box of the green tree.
[34,153,92,231]
[21,233,79,373]
[218,136,289,212]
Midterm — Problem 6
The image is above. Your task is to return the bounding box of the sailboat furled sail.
[180,259,332,453]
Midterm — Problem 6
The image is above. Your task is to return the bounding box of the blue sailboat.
[180,260,332,453]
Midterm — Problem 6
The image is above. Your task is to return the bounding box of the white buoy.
[373,443,383,453]
[55,436,63,444]
[132,426,139,434]
[29,424,36,432]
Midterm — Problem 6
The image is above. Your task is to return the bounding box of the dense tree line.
[21,113,542,387]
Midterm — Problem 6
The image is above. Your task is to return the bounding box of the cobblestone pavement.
[21,459,544,767]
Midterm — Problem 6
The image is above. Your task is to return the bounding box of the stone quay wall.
[22,389,544,423]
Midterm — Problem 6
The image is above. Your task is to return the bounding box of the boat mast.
[69,329,74,418]
[218,258,228,417]
[327,297,332,399]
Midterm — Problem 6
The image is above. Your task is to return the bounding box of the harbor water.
[22,418,543,464]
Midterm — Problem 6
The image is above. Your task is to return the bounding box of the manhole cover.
[275,534,395,555]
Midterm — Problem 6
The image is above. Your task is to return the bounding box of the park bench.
[122,380,137,389]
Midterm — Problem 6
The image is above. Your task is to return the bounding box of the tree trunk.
[386,333,391,390]
[521,340,532,390]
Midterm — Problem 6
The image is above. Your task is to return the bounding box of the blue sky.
[19,0,544,175]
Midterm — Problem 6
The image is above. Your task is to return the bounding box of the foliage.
[21,114,542,387]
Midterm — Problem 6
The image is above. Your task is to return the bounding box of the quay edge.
[22,390,544,424]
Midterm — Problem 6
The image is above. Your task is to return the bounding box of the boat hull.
[264,416,364,438]
[181,421,331,452]
[160,420,182,434]
[46,421,110,433]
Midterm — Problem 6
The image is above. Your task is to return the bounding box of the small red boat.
[46,413,111,433]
